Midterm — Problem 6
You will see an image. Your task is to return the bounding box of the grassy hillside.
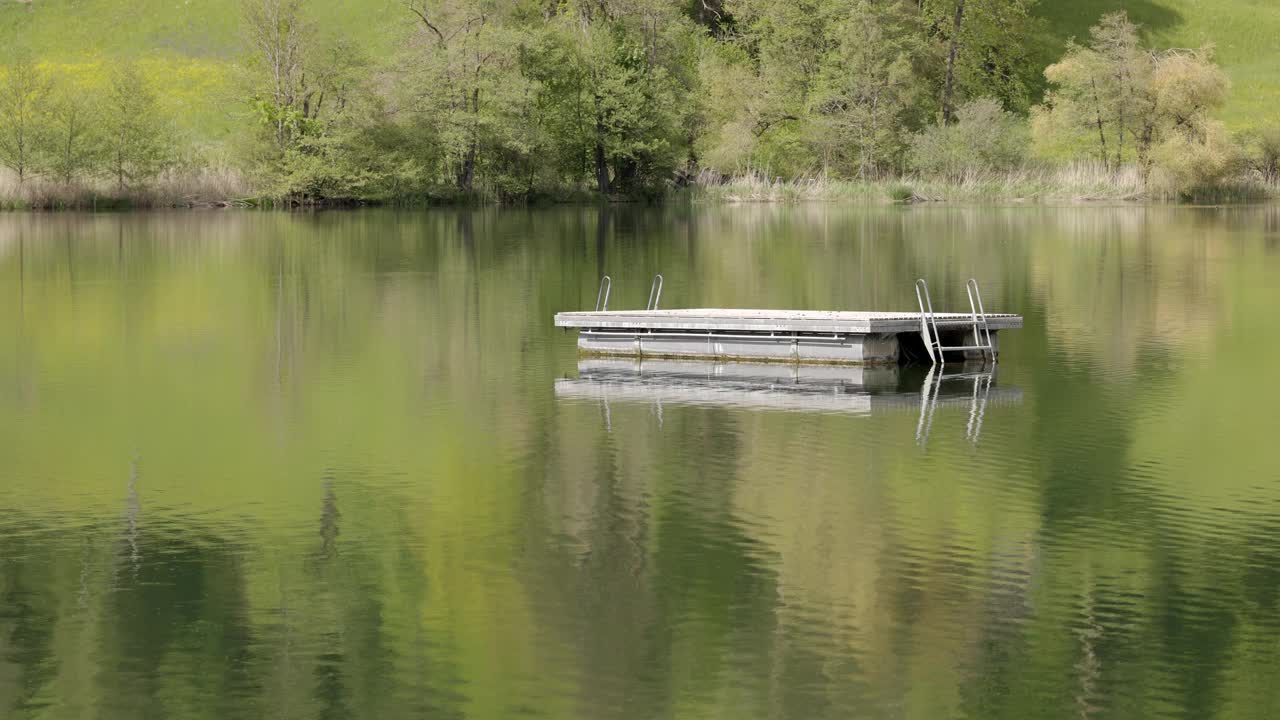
[0,0,403,59]
[0,0,405,139]
[1,0,1277,138]
[1035,0,1280,129]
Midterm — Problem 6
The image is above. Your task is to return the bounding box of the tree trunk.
[593,110,611,195]
[594,141,610,195]
[457,141,477,192]
[614,156,639,194]
[1089,78,1109,171]
[64,130,73,185]
[15,125,25,186]
[1115,68,1132,169]
[1137,122,1155,186]
[940,0,966,125]
[456,86,481,192]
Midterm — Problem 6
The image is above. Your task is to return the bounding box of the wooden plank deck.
[555,308,1022,334]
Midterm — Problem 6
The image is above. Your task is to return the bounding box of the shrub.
[908,98,1029,179]
[1243,127,1280,183]
[1149,120,1238,196]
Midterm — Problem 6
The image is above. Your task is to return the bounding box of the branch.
[444,13,487,45]
[407,3,445,44]
[753,114,800,137]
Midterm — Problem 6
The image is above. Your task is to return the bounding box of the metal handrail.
[647,274,664,311]
[914,278,940,366]
[965,278,994,361]
[595,276,612,312]
[918,278,999,366]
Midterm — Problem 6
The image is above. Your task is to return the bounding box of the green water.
[2,205,1280,719]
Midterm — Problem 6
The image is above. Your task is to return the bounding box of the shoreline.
[3,172,1277,212]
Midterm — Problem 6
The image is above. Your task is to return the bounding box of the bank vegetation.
[1,0,1279,209]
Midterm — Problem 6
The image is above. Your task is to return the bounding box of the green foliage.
[42,74,105,185]
[2,0,1274,203]
[920,0,1043,115]
[238,0,392,200]
[0,48,49,185]
[889,184,915,202]
[236,0,702,201]
[101,63,175,190]
[1242,127,1280,184]
[701,0,933,179]
[0,52,177,199]
[1149,121,1237,197]
[1034,12,1231,193]
[909,98,1029,178]
[511,2,700,196]
[809,0,928,178]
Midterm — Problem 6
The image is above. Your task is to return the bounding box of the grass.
[691,164,1279,204]
[0,0,410,140]
[0,166,253,210]
[7,163,1273,210]
[0,0,404,60]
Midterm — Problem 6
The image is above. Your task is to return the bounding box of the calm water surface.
[2,204,1280,719]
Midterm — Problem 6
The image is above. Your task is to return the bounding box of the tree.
[1034,12,1230,187]
[0,49,50,186]
[44,77,102,185]
[240,0,382,199]
[582,6,694,194]
[101,64,172,190]
[919,0,1040,120]
[518,0,696,195]
[701,0,921,178]
[693,43,764,173]
[242,0,317,151]
[726,0,843,103]
[1035,12,1149,171]
[939,0,965,125]
[1244,127,1280,185]
[403,0,527,194]
[810,0,927,178]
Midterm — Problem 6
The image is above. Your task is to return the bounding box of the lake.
[2,204,1279,719]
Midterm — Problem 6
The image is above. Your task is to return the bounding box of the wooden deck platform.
[555,309,1022,334]
[554,309,1022,365]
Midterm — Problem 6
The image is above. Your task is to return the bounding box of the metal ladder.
[646,274,663,310]
[914,278,995,366]
[595,276,612,311]
[593,274,663,311]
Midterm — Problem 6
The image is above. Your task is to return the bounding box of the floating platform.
[554,308,1023,365]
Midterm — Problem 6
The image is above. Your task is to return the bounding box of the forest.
[1,0,1279,206]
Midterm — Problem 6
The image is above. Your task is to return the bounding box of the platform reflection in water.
[555,359,1021,442]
